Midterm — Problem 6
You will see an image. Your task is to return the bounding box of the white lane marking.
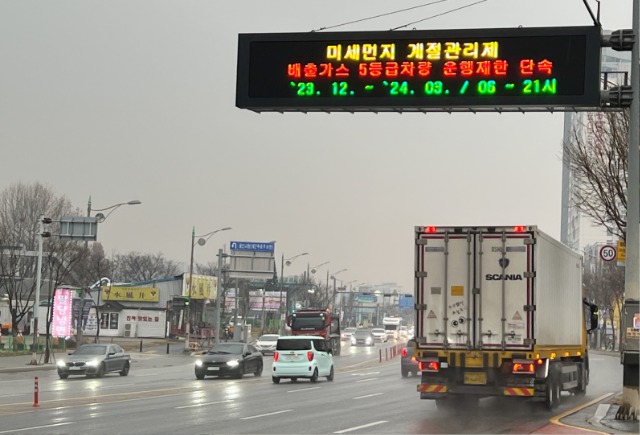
[334,420,388,433]
[350,372,380,376]
[355,378,377,383]
[354,392,383,400]
[175,400,232,409]
[0,422,72,434]
[241,409,292,420]
[287,386,321,393]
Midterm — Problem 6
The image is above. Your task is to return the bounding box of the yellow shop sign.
[102,287,160,302]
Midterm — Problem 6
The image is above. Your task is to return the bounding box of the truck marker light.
[536,358,544,365]
[577,351,582,356]
[425,226,437,233]
[274,352,280,362]
[550,352,557,360]
[513,226,526,232]
[307,351,314,362]
[564,351,570,357]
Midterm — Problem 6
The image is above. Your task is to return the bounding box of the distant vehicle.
[194,341,263,379]
[272,335,334,383]
[371,328,388,342]
[57,344,131,379]
[254,334,279,355]
[401,338,419,377]
[341,327,357,340]
[351,329,375,346]
[383,316,404,340]
[287,308,341,356]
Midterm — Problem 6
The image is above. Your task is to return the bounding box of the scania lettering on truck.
[414,225,598,410]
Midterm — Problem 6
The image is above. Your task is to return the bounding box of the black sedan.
[57,344,131,379]
[195,342,263,379]
[401,338,420,377]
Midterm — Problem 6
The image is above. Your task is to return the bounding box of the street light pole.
[30,216,45,365]
[184,226,231,350]
[278,252,308,335]
[185,227,196,351]
[214,248,225,344]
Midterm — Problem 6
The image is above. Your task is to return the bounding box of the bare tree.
[563,110,629,240]
[0,182,84,351]
[583,261,625,350]
[111,252,180,282]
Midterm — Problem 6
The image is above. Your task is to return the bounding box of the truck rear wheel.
[545,375,560,410]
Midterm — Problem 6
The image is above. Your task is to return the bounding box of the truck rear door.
[415,226,534,351]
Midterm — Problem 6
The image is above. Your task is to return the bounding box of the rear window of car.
[277,338,312,351]
[405,340,415,356]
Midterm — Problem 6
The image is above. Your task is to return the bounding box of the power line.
[391,0,488,31]
[312,0,452,32]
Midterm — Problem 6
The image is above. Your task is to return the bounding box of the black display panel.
[236,26,602,112]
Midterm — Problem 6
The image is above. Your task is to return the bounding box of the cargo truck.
[287,308,341,356]
[414,225,598,410]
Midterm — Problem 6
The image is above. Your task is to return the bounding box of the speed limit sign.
[599,245,617,261]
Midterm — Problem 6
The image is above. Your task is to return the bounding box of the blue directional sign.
[230,241,275,253]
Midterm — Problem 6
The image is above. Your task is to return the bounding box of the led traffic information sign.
[236,26,601,113]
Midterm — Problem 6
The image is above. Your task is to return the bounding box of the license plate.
[69,366,81,371]
[207,367,220,371]
[464,372,487,385]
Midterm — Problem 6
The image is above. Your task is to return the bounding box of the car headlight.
[57,360,66,368]
[86,359,100,367]
[195,360,203,367]
[226,359,240,367]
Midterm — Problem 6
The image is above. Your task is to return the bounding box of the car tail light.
[273,352,279,362]
[307,351,314,362]
[401,348,408,357]
[419,360,439,372]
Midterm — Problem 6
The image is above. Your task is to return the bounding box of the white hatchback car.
[254,334,279,355]
[271,336,334,383]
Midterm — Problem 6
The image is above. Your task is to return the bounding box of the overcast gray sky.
[0,0,633,292]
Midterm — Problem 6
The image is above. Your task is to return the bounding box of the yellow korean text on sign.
[182,274,217,300]
[102,287,160,302]
[617,239,626,262]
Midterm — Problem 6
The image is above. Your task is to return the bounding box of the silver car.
[57,343,131,379]
[254,334,279,355]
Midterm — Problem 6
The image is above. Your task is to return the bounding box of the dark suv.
[401,339,419,377]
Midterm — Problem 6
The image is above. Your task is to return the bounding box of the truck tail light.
[307,351,314,362]
[401,348,407,357]
[419,360,439,372]
[512,360,535,374]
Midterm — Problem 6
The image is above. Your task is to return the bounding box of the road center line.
[0,422,72,434]
[175,400,232,409]
[287,387,321,393]
[241,409,292,420]
[355,378,377,383]
[334,420,388,433]
[354,392,383,400]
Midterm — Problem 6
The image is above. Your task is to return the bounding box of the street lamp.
[185,226,232,351]
[330,268,348,308]
[279,252,308,335]
[87,197,142,221]
[310,261,329,274]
